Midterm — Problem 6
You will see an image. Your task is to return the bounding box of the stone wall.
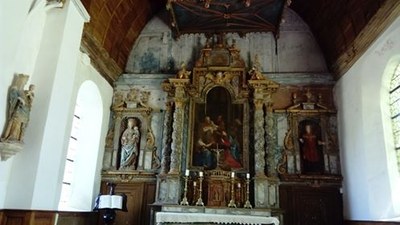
[125,9,328,75]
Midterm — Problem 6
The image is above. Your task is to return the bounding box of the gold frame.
[187,66,250,172]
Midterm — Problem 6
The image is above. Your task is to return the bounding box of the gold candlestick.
[243,175,252,209]
[180,175,189,205]
[196,174,204,206]
[228,174,237,208]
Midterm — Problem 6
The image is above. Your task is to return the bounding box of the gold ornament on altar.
[177,63,191,79]
[205,71,234,84]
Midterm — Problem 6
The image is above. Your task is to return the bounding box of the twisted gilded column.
[160,101,173,174]
[249,78,279,177]
[168,79,190,174]
[249,77,279,208]
[253,99,266,177]
[265,103,277,177]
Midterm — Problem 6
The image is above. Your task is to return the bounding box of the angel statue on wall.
[1,74,35,143]
[119,118,140,170]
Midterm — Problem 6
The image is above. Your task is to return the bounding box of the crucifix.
[211,144,224,169]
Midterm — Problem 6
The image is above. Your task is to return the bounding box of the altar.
[104,32,343,225]
[155,206,279,225]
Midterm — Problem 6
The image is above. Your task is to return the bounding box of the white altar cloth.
[155,212,279,225]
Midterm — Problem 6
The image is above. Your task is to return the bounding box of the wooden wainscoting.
[56,211,98,225]
[0,210,98,225]
[280,185,343,225]
[100,181,157,225]
[345,221,400,225]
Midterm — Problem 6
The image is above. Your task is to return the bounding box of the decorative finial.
[249,55,265,80]
[177,62,191,79]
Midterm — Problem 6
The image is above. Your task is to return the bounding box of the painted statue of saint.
[2,74,34,143]
[299,124,325,173]
[119,118,140,170]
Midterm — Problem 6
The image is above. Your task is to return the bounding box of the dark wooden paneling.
[280,185,343,225]
[57,211,99,225]
[291,0,384,65]
[141,183,157,225]
[0,210,98,225]
[32,212,54,225]
[1,211,31,225]
[100,181,156,225]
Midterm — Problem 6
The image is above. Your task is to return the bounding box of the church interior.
[1,0,400,225]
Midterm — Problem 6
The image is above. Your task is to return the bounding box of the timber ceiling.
[80,0,400,83]
[166,0,286,37]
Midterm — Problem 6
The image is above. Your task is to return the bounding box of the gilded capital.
[174,101,186,108]
[254,99,264,110]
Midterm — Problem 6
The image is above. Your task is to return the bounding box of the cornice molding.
[80,31,123,84]
[71,0,90,22]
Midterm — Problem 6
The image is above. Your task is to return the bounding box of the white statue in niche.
[119,118,140,170]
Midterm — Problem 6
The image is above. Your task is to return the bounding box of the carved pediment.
[276,89,336,113]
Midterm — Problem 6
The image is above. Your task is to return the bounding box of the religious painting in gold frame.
[187,70,250,172]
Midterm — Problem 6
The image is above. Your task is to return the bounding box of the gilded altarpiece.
[157,39,281,217]
[102,38,343,225]
[189,45,250,207]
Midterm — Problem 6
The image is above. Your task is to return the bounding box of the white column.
[4,0,90,209]
[0,0,32,208]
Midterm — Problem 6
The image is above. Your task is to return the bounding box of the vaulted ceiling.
[80,0,400,83]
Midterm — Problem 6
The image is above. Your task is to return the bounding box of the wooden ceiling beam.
[81,30,123,84]
[332,0,400,79]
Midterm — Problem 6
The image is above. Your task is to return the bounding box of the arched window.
[59,81,103,210]
[390,63,400,172]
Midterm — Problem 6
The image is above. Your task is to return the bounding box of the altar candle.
[185,169,190,176]
[246,173,250,179]
[193,181,197,187]
[238,183,241,188]
[231,172,235,178]
[199,171,204,177]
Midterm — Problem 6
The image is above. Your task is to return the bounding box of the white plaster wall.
[0,0,112,210]
[126,9,327,74]
[335,16,400,220]
[0,0,40,209]
[3,0,87,209]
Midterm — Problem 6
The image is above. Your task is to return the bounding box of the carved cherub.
[112,91,125,110]
[139,91,151,108]
[205,71,233,84]
[126,88,139,102]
